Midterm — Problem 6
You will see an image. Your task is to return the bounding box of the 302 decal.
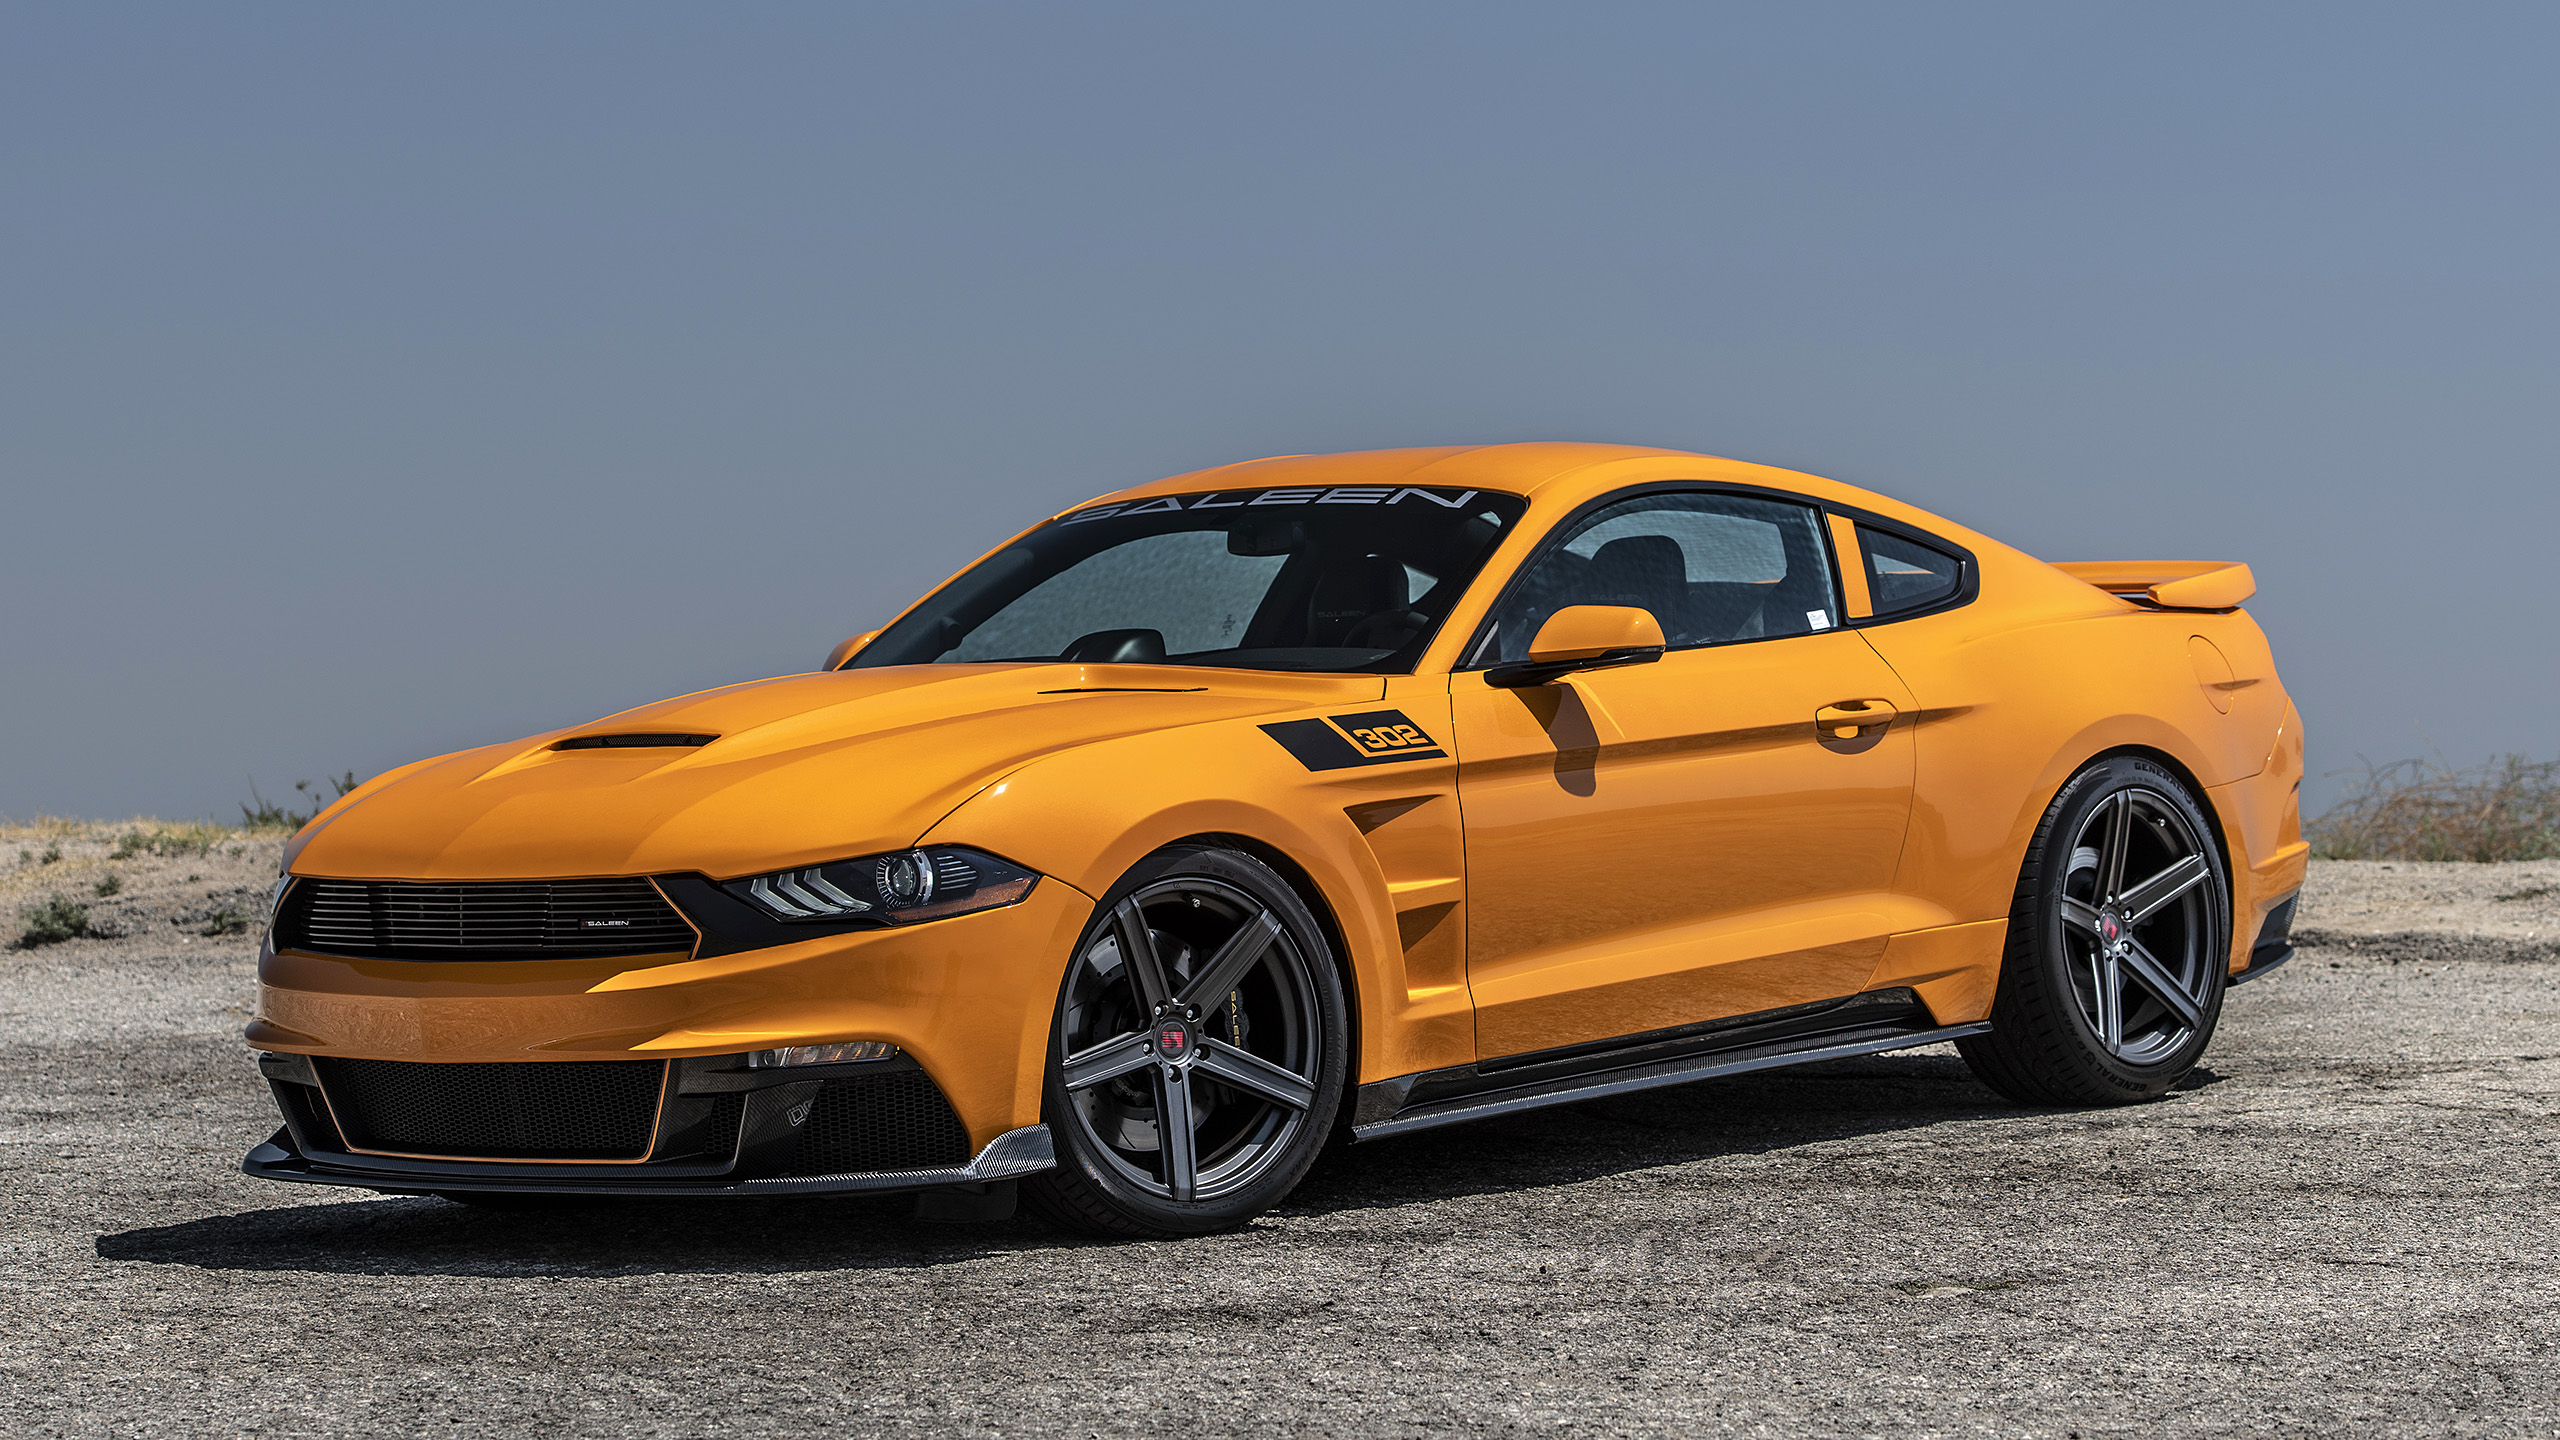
[1341,721,1432,755]
[1258,709,1449,771]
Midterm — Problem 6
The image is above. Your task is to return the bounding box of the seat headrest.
[1306,555,1409,643]
[1588,534,1686,613]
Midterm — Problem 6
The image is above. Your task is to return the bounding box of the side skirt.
[1351,989,1990,1142]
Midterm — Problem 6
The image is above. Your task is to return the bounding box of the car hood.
[288,664,1385,882]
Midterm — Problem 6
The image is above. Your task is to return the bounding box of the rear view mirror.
[824,630,881,671]
[1227,517,1305,557]
[1485,606,1666,688]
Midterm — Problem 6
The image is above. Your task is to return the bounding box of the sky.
[3,2,2554,823]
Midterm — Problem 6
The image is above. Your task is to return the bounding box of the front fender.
[919,706,1468,1086]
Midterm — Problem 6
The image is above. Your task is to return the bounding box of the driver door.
[1452,488,1918,1060]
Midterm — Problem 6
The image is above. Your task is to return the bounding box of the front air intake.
[275,877,696,962]
[313,1057,668,1160]
[784,1069,974,1175]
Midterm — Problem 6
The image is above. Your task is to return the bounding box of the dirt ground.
[3,830,2555,1437]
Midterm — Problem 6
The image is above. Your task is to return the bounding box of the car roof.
[1074,442,1992,551]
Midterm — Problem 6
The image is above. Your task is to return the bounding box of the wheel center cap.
[2098,912,2123,945]
[1154,1019,1195,1060]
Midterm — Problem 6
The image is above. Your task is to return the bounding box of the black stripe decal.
[1259,709,1449,771]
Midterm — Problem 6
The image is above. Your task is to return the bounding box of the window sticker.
[1060,487,1481,525]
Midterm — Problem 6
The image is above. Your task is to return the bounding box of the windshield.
[856,485,1529,673]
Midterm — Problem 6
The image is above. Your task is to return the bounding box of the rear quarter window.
[1858,525,1965,617]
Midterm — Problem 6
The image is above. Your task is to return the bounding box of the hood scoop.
[551,733,718,750]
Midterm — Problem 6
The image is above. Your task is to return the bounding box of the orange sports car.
[244,443,2306,1235]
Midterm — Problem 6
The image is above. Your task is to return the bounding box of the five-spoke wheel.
[1960,754,2230,1104]
[1026,845,1346,1235]
[2058,787,2217,1064]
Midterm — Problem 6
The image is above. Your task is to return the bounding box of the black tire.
[1024,844,1349,1238]
[1959,754,2231,1105]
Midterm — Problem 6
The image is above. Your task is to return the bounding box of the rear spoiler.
[2053,561,2255,611]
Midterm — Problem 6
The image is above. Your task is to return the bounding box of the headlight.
[725,846,1037,926]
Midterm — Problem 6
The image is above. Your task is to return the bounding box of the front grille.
[277,877,695,962]
[314,1057,666,1160]
[786,1070,973,1175]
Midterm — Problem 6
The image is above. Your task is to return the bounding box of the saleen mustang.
[244,443,2307,1235]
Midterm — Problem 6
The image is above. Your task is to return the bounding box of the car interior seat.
[1585,534,1689,642]
[1305,555,1422,649]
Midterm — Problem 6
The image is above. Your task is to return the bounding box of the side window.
[1857,525,1964,617]
[1475,492,1835,664]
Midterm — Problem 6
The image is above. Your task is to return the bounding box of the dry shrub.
[17,894,92,947]
[2309,754,2560,862]
[111,823,229,859]
[239,773,359,832]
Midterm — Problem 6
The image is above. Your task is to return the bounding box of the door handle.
[1815,700,1899,740]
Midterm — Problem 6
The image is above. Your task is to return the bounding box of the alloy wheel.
[2059,787,2218,1064]
[1054,877,1323,1203]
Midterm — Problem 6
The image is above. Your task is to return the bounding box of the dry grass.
[110,822,233,858]
[2309,754,2560,862]
[3,819,257,907]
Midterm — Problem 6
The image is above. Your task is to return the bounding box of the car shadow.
[95,1188,1060,1277]
[98,1053,2110,1278]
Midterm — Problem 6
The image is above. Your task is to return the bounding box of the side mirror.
[1484,606,1666,688]
[823,630,881,671]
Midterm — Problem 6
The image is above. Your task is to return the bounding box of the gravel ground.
[3,842,2556,1438]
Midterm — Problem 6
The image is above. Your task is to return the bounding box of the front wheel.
[1959,754,2231,1105]
[1023,845,1348,1238]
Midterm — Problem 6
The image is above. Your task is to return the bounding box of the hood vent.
[553,733,717,750]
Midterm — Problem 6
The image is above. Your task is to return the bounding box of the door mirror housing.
[1484,606,1667,688]
[824,630,881,671]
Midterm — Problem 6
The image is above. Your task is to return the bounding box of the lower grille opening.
[785,1069,973,1175]
[314,1057,667,1161]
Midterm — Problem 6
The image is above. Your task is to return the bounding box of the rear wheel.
[1959,754,2230,1105]
[1024,845,1347,1237]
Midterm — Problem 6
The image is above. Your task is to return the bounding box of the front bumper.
[244,1047,1056,1197]
[247,875,1097,1153]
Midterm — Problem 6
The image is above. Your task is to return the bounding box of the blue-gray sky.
[4,3,2553,822]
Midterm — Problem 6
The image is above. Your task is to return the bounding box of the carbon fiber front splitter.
[241,1123,1055,1198]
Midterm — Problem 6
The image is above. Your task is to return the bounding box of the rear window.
[1858,525,1964,617]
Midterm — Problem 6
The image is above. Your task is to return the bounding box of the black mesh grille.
[315,1058,666,1160]
[786,1069,973,1175]
[277,878,695,962]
